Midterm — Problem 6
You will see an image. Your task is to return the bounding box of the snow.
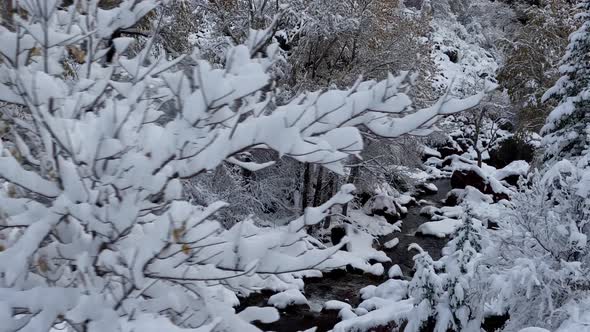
[420,205,439,216]
[423,182,438,193]
[417,218,463,238]
[268,289,309,309]
[346,209,400,237]
[556,300,590,332]
[388,265,403,279]
[324,300,352,311]
[0,0,502,331]
[422,145,442,158]
[384,237,400,249]
[494,160,530,181]
[238,307,280,324]
[363,195,398,216]
[343,226,390,270]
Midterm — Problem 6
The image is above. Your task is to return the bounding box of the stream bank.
[239,179,454,332]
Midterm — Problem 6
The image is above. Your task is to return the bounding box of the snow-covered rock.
[363,195,398,217]
[384,237,399,249]
[420,205,439,216]
[494,160,530,186]
[324,300,352,311]
[422,145,442,159]
[268,289,309,309]
[388,265,403,279]
[417,218,463,238]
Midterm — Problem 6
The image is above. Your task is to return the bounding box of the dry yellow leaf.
[30,47,41,57]
[173,226,185,242]
[67,46,86,64]
[37,257,49,273]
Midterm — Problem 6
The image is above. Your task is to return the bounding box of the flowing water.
[240,179,453,332]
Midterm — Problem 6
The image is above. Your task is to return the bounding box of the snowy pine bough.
[0,1,487,331]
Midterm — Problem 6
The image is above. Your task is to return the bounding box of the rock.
[451,169,487,192]
[363,195,402,222]
[482,313,510,332]
[384,238,399,249]
[444,49,459,63]
[438,145,463,159]
[494,160,529,187]
[444,189,464,206]
[488,137,535,169]
[421,145,442,161]
[331,226,347,249]
[492,192,510,202]
[498,119,514,131]
[419,205,439,216]
[396,194,416,206]
[501,174,521,187]
[487,219,500,229]
[322,300,351,316]
[418,182,438,194]
[268,289,309,311]
[451,170,511,203]
[345,264,365,274]
[388,264,403,279]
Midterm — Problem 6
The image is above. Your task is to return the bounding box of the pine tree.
[542,0,590,160]
[439,209,484,331]
[406,243,443,332]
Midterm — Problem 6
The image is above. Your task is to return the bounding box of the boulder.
[494,160,529,187]
[418,182,438,194]
[438,145,463,159]
[497,119,514,131]
[444,189,464,206]
[488,137,535,169]
[451,169,487,192]
[331,226,347,249]
[363,195,402,222]
[491,191,510,202]
[421,145,442,162]
[502,174,521,187]
[268,289,310,313]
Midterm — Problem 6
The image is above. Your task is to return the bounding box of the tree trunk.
[301,163,311,213]
[476,149,483,168]
[323,173,338,229]
[342,161,360,217]
[312,166,324,207]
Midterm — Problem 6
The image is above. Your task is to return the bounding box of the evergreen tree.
[542,0,590,160]
[439,209,484,331]
[406,243,443,332]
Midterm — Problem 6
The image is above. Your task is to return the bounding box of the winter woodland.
[0,0,588,331]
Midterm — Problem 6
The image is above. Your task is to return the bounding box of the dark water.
[241,179,453,332]
[381,179,451,276]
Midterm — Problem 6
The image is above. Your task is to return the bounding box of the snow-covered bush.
[437,210,484,331]
[405,212,484,332]
[0,1,490,331]
[483,162,590,331]
[405,244,443,332]
[542,0,590,161]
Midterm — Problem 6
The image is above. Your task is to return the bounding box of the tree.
[474,3,590,330]
[437,209,484,331]
[405,244,444,332]
[0,1,488,331]
[461,105,508,167]
[497,0,574,132]
[541,0,590,160]
[483,164,590,331]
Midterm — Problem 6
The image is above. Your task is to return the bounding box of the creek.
[240,179,453,332]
